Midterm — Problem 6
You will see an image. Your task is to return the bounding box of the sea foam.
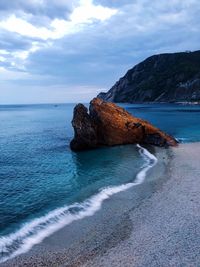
[0,145,157,263]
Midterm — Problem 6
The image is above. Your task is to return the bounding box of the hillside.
[98,50,200,103]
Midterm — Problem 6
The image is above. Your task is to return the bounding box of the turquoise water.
[0,103,200,262]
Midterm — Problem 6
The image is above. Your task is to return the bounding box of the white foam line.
[0,144,157,263]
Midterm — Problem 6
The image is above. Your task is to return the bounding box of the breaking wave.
[0,145,157,263]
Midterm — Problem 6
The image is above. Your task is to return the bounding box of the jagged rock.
[70,98,178,151]
[70,104,98,151]
[98,50,200,103]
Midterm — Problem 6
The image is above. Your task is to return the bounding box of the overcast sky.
[0,0,199,104]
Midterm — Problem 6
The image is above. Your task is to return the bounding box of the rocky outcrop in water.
[70,98,177,151]
[98,50,200,103]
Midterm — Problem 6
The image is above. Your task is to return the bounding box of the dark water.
[0,103,200,262]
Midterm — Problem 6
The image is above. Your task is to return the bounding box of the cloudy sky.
[0,0,199,104]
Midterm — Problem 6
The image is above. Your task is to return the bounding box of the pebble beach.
[3,142,200,267]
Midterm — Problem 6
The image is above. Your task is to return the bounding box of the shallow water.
[0,103,200,262]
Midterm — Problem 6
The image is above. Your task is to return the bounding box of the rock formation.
[98,50,200,103]
[70,98,178,151]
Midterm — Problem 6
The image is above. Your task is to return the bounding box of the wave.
[176,137,190,143]
[0,144,157,263]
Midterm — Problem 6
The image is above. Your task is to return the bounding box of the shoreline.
[0,144,157,264]
[83,142,200,267]
[3,143,200,266]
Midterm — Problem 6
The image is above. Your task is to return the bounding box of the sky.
[0,0,200,104]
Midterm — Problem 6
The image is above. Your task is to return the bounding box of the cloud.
[0,1,117,40]
[0,0,118,73]
[0,0,74,20]
[93,0,131,8]
[0,0,200,103]
[24,0,200,81]
[0,30,32,51]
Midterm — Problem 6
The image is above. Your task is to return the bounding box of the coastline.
[118,101,200,105]
[3,143,200,266]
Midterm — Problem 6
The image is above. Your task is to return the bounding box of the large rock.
[70,98,177,151]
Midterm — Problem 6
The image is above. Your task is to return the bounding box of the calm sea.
[0,103,200,262]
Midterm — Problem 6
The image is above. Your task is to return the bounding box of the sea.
[0,103,200,263]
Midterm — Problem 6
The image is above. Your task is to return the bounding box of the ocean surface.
[0,103,200,262]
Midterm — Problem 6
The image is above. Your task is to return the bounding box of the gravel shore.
[2,143,200,267]
[83,143,200,267]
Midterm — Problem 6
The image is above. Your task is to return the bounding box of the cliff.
[98,50,200,103]
[70,98,177,151]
